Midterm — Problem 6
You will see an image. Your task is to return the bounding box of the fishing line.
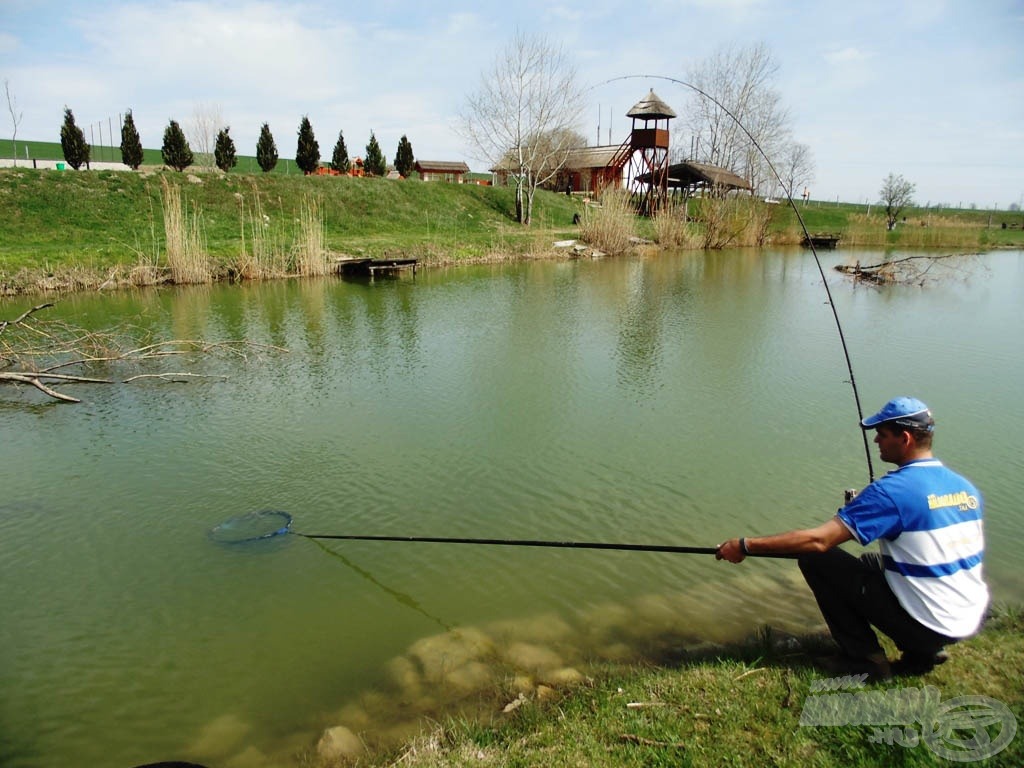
[209,510,794,558]
[595,74,874,482]
[209,510,453,629]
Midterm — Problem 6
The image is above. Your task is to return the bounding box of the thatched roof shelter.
[636,161,752,193]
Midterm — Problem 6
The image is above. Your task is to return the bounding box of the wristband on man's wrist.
[739,537,750,555]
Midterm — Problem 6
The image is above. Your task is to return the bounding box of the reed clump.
[293,195,330,276]
[237,182,288,279]
[652,197,701,248]
[693,194,774,249]
[160,176,210,284]
[578,190,636,254]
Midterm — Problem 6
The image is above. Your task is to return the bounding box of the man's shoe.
[814,653,892,683]
[892,649,949,677]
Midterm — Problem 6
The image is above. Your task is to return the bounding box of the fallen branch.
[2,303,287,403]
[618,734,687,749]
[122,372,229,383]
[834,252,982,286]
[0,302,54,334]
[733,667,767,681]
[0,372,83,402]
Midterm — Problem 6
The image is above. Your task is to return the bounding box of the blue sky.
[2,0,1022,207]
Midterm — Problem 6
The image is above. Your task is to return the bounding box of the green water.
[2,249,1022,766]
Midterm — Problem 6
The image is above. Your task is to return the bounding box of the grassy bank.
[0,166,580,292]
[358,608,1023,768]
[2,164,1022,295]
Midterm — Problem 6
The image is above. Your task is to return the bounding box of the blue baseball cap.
[861,396,934,430]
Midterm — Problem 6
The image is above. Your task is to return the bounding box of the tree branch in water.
[1,303,287,403]
[834,252,983,286]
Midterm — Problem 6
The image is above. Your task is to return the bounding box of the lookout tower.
[622,89,676,215]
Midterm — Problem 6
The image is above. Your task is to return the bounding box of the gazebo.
[636,161,752,196]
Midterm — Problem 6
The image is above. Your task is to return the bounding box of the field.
[1,139,1022,295]
[0,137,492,180]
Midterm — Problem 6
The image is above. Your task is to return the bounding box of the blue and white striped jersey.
[838,458,988,637]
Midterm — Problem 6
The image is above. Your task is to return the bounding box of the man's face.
[873,426,906,464]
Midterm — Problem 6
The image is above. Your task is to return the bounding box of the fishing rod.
[209,510,795,558]
[596,75,875,483]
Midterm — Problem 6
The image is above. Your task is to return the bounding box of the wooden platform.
[335,257,418,278]
[801,234,841,249]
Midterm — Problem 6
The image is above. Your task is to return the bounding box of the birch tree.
[460,31,584,225]
[186,102,224,169]
[5,79,24,166]
[679,42,792,195]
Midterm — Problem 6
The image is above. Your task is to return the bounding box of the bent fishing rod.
[210,510,795,557]
[596,74,876,483]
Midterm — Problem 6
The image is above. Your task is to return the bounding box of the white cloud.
[0,32,19,55]
[824,46,873,65]
[3,0,1021,204]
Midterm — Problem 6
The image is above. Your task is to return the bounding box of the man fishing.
[716,396,988,681]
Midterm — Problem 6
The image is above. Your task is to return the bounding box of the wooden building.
[414,160,471,183]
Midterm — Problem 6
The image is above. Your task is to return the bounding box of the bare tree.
[778,141,815,199]
[4,79,24,167]
[678,42,793,196]
[460,31,585,225]
[880,173,916,230]
[186,102,225,169]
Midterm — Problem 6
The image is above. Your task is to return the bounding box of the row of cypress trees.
[59,107,416,177]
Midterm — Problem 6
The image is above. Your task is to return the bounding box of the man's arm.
[716,516,853,563]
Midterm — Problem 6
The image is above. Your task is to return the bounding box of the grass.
[769,199,1024,249]
[1,159,1022,295]
[359,608,1024,768]
[0,165,581,292]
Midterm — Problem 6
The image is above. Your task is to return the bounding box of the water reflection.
[2,250,1022,768]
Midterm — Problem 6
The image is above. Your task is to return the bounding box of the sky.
[2,0,1022,207]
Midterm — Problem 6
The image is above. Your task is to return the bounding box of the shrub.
[578,190,636,254]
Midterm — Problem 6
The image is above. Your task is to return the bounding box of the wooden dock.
[801,234,841,249]
[335,257,418,278]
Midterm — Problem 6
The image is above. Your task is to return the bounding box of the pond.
[1,248,1022,767]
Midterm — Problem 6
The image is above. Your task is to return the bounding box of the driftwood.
[1,303,286,403]
[834,252,982,286]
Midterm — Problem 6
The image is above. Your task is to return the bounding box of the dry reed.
[293,195,330,276]
[652,198,701,248]
[160,176,210,284]
[693,194,774,249]
[237,182,288,279]
[578,190,636,254]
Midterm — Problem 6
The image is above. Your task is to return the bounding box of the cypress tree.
[394,134,414,177]
[214,127,237,172]
[330,129,350,173]
[59,107,90,170]
[119,109,143,170]
[161,119,194,172]
[256,122,278,173]
[364,131,386,177]
[295,116,320,175]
